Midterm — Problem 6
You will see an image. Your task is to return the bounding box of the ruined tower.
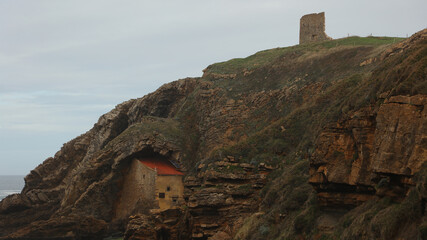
[299,12,331,44]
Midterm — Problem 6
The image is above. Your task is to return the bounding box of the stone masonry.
[299,12,331,44]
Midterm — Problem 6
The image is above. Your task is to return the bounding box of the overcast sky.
[0,0,426,175]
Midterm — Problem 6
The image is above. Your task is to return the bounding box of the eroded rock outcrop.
[310,106,377,207]
[125,209,188,240]
[310,94,427,207]
[185,156,274,239]
[372,95,427,177]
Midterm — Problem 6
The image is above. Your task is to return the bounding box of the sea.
[0,175,25,201]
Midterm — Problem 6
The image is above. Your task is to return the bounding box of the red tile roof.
[139,158,184,176]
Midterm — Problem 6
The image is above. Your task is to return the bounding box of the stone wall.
[114,159,156,220]
[299,12,331,44]
[155,175,184,210]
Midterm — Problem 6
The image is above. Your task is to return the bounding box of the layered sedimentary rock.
[309,106,377,207]
[309,29,427,211]
[185,156,274,239]
[372,95,427,177]
[124,209,188,240]
[310,94,427,206]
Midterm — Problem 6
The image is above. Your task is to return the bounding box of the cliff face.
[0,80,196,238]
[310,95,427,207]
[0,30,426,240]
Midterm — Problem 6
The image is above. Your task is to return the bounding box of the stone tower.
[299,12,331,44]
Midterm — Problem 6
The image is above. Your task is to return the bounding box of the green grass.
[204,36,405,75]
[321,36,405,48]
[204,46,301,74]
[105,116,182,149]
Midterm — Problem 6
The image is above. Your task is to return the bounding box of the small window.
[143,174,145,179]
[159,193,165,198]
[172,196,178,203]
[167,186,171,191]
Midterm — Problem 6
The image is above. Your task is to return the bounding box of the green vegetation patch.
[105,116,182,149]
[204,46,303,74]
[204,36,405,75]
[321,36,405,48]
[369,37,427,96]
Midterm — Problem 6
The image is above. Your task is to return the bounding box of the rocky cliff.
[310,95,426,207]
[0,29,426,240]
